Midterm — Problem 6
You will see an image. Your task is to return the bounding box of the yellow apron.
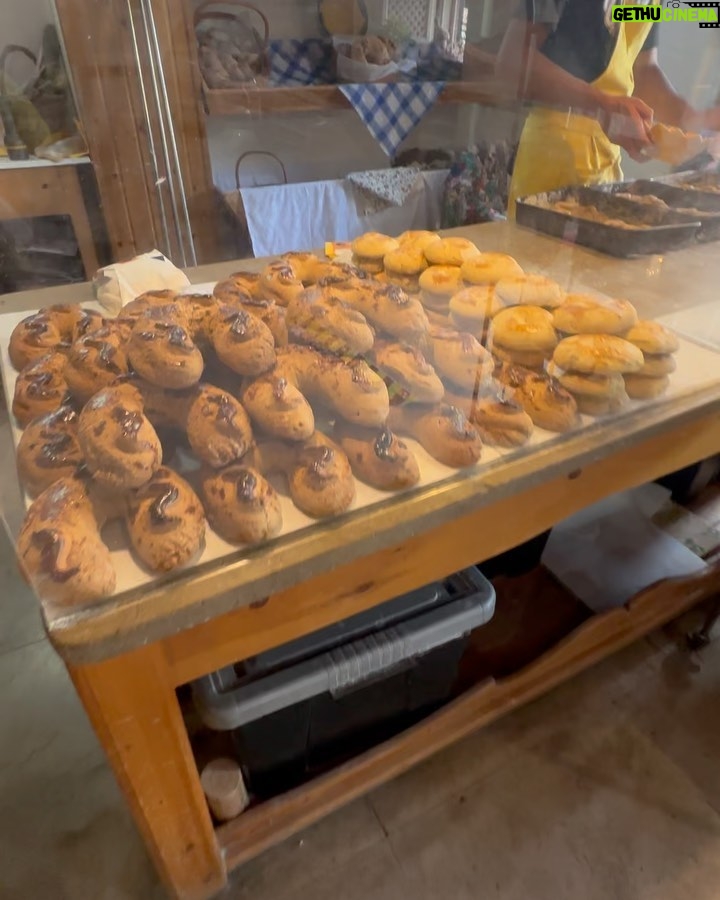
[508,1,658,217]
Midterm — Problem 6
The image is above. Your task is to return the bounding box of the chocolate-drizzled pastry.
[78,383,162,489]
[495,362,579,433]
[9,312,65,370]
[213,278,288,346]
[64,326,129,403]
[210,305,276,377]
[127,319,204,389]
[125,467,205,572]
[200,464,282,544]
[252,432,355,518]
[334,423,420,491]
[12,353,70,426]
[17,406,84,497]
[17,475,116,607]
[370,340,444,404]
[185,385,253,468]
[388,403,483,468]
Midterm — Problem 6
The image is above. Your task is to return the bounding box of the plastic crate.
[192,567,495,797]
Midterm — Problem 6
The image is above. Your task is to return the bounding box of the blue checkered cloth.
[268,39,335,86]
[339,82,446,158]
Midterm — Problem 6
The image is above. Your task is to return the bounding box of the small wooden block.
[201,757,250,822]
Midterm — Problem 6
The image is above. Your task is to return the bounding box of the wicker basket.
[195,1,270,85]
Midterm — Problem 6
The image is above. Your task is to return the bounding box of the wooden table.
[4,224,720,900]
[0,157,100,280]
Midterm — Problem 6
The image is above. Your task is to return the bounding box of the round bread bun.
[424,237,480,267]
[352,232,400,272]
[553,334,644,375]
[495,274,564,309]
[461,253,524,286]
[546,362,626,399]
[638,353,677,378]
[575,390,630,417]
[623,373,670,400]
[492,344,550,372]
[397,230,441,252]
[384,247,427,276]
[490,306,558,353]
[623,320,679,355]
[448,286,504,328]
[552,294,638,335]
[419,266,463,310]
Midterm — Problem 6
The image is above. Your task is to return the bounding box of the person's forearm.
[633,63,693,127]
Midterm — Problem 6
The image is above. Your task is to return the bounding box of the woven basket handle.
[0,45,38,95]
[194,1,270,50]
[235,152,288,192]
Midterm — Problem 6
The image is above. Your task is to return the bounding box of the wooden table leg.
[67,643,226,900]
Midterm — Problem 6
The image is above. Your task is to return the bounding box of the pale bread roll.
[546,362,626,399]
[553,334,644,375]
[424,237,480,267]
[461,253,524,286]
[553,294,638,335]
[449,285,504,327]
[492,344,549,371]
[623,373,670,400]
[419,266,463,310]
[491,305,558,352]
[623,320,679,355]
[495,274,564,309]
[638,353,677,377]
[575,390,630,417]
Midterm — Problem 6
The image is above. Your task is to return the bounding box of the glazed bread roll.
[351,232,400,273]
[9,312,66,370]
[460,253,524,286]
[388,403,483,468]
[495,274,564,309]
[491,306,558,353]
[448,286,504,334]
[553,334,644,375]
[419,266,463,311]
[127,319,204,390]
[334,423,420,491]
[623,320,679,355]
[552,295,638,335]
[383,247,427,293]
[200,465,283,544]
[623,373,670,400]
[125,467,206,572]
[424,237,480,267]
[64,326,129,403]
[12,353,70,426]
[17,406,84,497]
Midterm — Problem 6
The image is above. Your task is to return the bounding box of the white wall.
[0,0,54,84]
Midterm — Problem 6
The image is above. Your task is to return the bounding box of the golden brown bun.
[623,373,670,400]
[638,353,677,377]
[201,465,283,544]
[553,334,644,375]
[397,230,441,252]
[495,274,564,309]
[552,295,638,335]
[351,232,400,262]
[424,237,480,267]
[384,247,427,277]
[334,423,420,491]
[490,306,558,353]
[623,320,679,355]
[460,253,524,286]
[546,362,626,399]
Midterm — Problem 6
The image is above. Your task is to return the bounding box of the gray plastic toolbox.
[192,567,495,797]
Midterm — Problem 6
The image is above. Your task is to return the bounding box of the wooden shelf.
[202,78,512,117]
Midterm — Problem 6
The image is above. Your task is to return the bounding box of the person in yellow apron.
[499,0,720,216]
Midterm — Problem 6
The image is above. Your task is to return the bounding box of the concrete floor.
[2,524,720,900]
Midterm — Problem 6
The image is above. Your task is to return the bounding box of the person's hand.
[598,94,654,160]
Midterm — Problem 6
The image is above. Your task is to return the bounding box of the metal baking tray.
[585,180,720,241]
[516,186,702,258]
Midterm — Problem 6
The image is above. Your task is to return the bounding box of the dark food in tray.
[586,180,720,242]
[516,186,702,257]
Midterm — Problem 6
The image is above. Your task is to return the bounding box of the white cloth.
[239,170,448,258]
[93,251,190,315]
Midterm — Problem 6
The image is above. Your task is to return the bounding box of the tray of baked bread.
[5,230,719,614]
[584,179,720,242]
[516,185,703,257]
